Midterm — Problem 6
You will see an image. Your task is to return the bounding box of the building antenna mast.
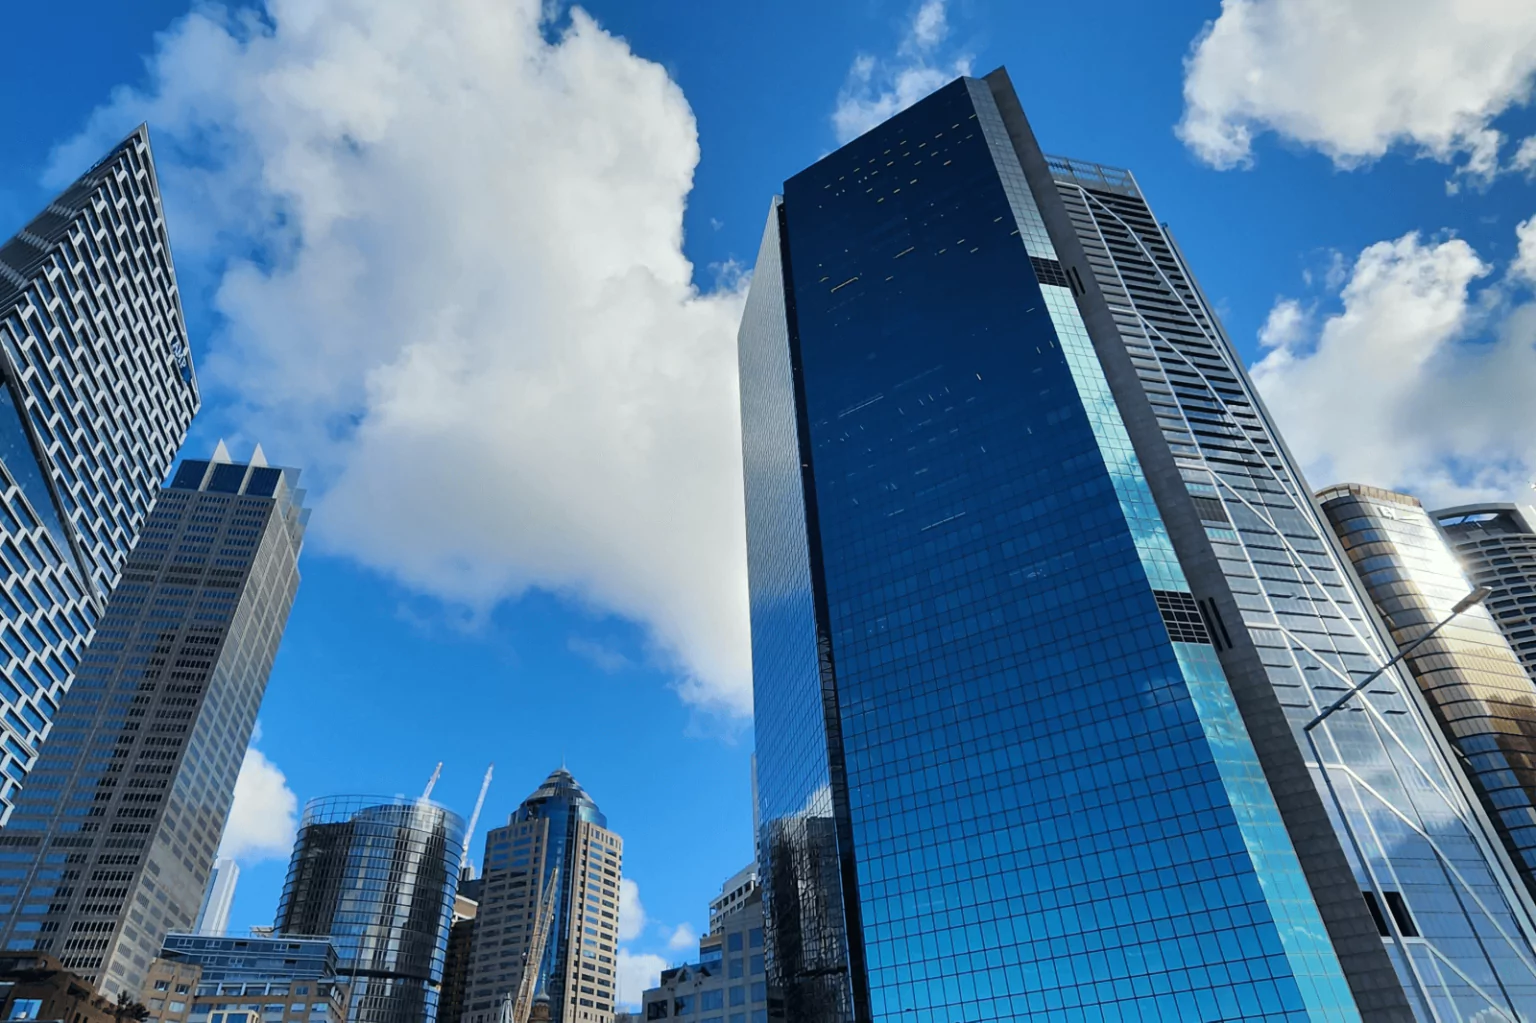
[422,761,443,800]
[462,764,494,878]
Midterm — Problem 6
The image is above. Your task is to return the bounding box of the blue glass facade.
[741,77,1362,1023]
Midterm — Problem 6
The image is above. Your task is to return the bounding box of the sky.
[2,0,1536,1008]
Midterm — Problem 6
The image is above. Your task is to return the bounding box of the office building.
[0,450,307,998]
[0,125,200,820]
[640,867,766,1023]
[193,860,238,938]
[0,953,115,1023]
[739,69,1536,1023]
[273,797,463,1023]
[1435,503,1536,683]
[462,769,622,1023]
[144,933,348,1023]
[438,874,481,1023]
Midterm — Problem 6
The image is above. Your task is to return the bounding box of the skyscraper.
[1318,484,1536,899]
[0,126,199,820]
[461,769,622,1023]
[274,796,464,1023]
[0,448,306,997]
[193,858,239,937]
[1435,503,1536,684]
[739,70,1536,1023]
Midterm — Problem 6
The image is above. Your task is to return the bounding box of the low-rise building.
[0,954,116,1023]
[141,935,347,1023]
[640,868,765,1023]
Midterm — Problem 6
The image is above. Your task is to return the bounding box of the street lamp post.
[1301,585,1497,1016]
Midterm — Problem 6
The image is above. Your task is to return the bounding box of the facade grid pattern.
[0,126,199,819]
[0,455,305,998]
[1436,505,1536,686]
[1041,114,1536,1018]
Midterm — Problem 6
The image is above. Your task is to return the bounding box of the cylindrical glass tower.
[275,796,465,1023]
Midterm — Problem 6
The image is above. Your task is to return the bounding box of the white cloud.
[619,877,646,942]
[1250,223,1536,507]
[1517,215,1536,282]
[1515,135,1536,176]
[51,0,753,715]
[667,922,697,951]
[832,0,972,144]
[1178,0,1536,179]
[217,748,299,863]
[616,949,667,1009]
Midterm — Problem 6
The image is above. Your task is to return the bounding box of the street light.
[1300,584,1495,1008]
[1303,585,1491,734]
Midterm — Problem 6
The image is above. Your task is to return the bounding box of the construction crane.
[421,761,443,800]
[461,764,494,880]
[510,871,560,1023]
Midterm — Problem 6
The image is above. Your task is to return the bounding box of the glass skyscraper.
[275,796,464,1023]
[0,449,306,997]
[0,126,200,820]
[1318,483,1536,902]
[739,70,1536,1023]
[1435,504,1536,685]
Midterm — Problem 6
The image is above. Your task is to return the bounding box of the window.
[169,1003,186,1013]
[645,1004,668,1021]
[749,955,763,976]
[748,928,763,949]
[156,981,171,991]
[727,933,743,953]
[701,992,722,1011]
[728,959,743,979]
[10,999,42,1020]
[750,983,765,1003]
[751,1012,766,1023]
[729,987,744,1007]
[673,995,695,1015]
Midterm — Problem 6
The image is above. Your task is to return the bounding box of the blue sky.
[3,0,1536,1006]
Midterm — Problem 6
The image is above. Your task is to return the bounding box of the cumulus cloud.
[1178,0,1536,179]
[1250,222,1536,507]
[618,877,646,942]
[667,922,697,951]
[833,0,972,144]
[1517,215,1536,283]
[616,949,668,1010]
[51,0,752,715]
[217,747,299,863]
[1516,136,1536,176]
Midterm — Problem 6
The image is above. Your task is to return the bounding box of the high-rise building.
[144,932,349,1023]
[1435,504,1536,683]
[274,796,463,1023]
[462,769,622,1023]
[1318,484,1536,899]
[739,69,1536,1023]
[0,449,307,997]
[439,873,482,1023]
[193,859,238,937]
[0,125,200,820]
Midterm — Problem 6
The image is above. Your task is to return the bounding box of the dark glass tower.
[0,449,305,997]
[0,126,199,820]
[740,71,1536,1023]
[462,769,623,1023]
[274,796,464,1023]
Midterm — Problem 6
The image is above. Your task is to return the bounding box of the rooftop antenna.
[462,764,494,879]
[422,761,443,800]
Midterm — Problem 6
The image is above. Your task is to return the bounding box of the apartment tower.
[0,449,306,996]
[0,126,199,819]
[739,70,1536,1023]
[1435,503,1536,684]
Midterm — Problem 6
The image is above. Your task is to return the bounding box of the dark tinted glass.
[206,462,250,494]
[169,459,211,490]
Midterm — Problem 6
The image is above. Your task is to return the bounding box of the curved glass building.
[1435,503,1536,685]
[275,796,465,1023]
